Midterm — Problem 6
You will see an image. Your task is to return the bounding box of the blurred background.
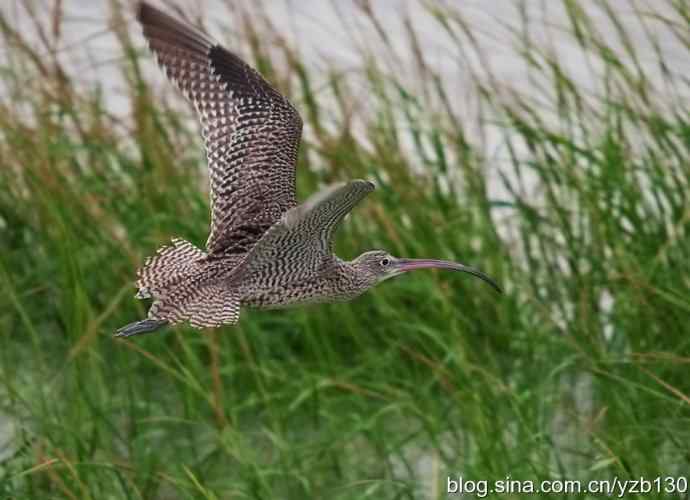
[1,1,689,498]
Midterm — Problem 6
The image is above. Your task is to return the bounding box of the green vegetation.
[1,1,689,498]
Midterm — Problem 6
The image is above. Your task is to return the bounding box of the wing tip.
[136,1,152,24]
[352,179,376,192]
[136,1,213,50]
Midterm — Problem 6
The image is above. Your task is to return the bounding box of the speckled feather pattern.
[236,180,376,307]
[125,3,377,332]
[137,238,243,328]
[138,2,302,256]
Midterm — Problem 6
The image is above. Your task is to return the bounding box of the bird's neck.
[338,258,378,291]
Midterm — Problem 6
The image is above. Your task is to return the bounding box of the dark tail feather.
[114,319,168,338]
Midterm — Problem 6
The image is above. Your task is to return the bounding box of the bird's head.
[350,250,502,293]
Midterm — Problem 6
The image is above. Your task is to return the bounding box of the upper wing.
[238,180,376,282]
[137,2,303,255]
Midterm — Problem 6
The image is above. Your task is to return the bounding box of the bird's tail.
[135,238,207,299]
[122,238,241,332]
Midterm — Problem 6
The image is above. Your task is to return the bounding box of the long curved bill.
[395,258,502,293]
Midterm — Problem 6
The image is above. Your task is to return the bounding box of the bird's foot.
[114,319,168,338]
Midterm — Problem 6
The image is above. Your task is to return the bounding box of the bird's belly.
[239,277,355,310]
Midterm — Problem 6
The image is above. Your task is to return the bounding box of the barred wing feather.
[239,180,376,282]
[138,2,303,255]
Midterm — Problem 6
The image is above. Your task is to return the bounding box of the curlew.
[115,2,501,338]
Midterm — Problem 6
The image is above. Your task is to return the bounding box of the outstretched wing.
[238,180,375,282]
[137,2,303,255]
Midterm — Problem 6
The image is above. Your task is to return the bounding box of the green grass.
[1,1,689,498]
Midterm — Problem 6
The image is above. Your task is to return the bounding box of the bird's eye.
[380,258,390,267]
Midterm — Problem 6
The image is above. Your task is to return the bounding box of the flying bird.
[115,2,501,338]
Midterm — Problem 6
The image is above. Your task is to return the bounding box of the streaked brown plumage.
[115,2,501,338]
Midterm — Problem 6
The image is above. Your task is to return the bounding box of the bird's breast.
[238,273,363,309]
